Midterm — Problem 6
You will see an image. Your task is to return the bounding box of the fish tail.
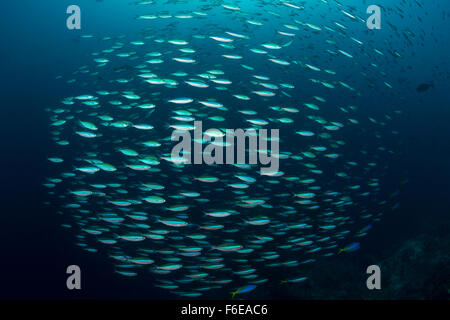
[337,248,344,255]
[230,291,237,299]
[280,280,287,284]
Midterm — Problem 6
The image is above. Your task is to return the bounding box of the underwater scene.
[1,0,449,302]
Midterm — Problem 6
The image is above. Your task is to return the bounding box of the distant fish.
[416,81,434,92]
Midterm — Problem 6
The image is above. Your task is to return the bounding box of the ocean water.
[1,0,449,300]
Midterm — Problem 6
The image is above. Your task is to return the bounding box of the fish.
[337,242,361,254]
[230,284,257,298]
[416,82,434,92]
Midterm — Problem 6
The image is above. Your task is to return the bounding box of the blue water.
[1,0,449,299]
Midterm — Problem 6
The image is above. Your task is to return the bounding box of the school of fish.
[44,0,417,298]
